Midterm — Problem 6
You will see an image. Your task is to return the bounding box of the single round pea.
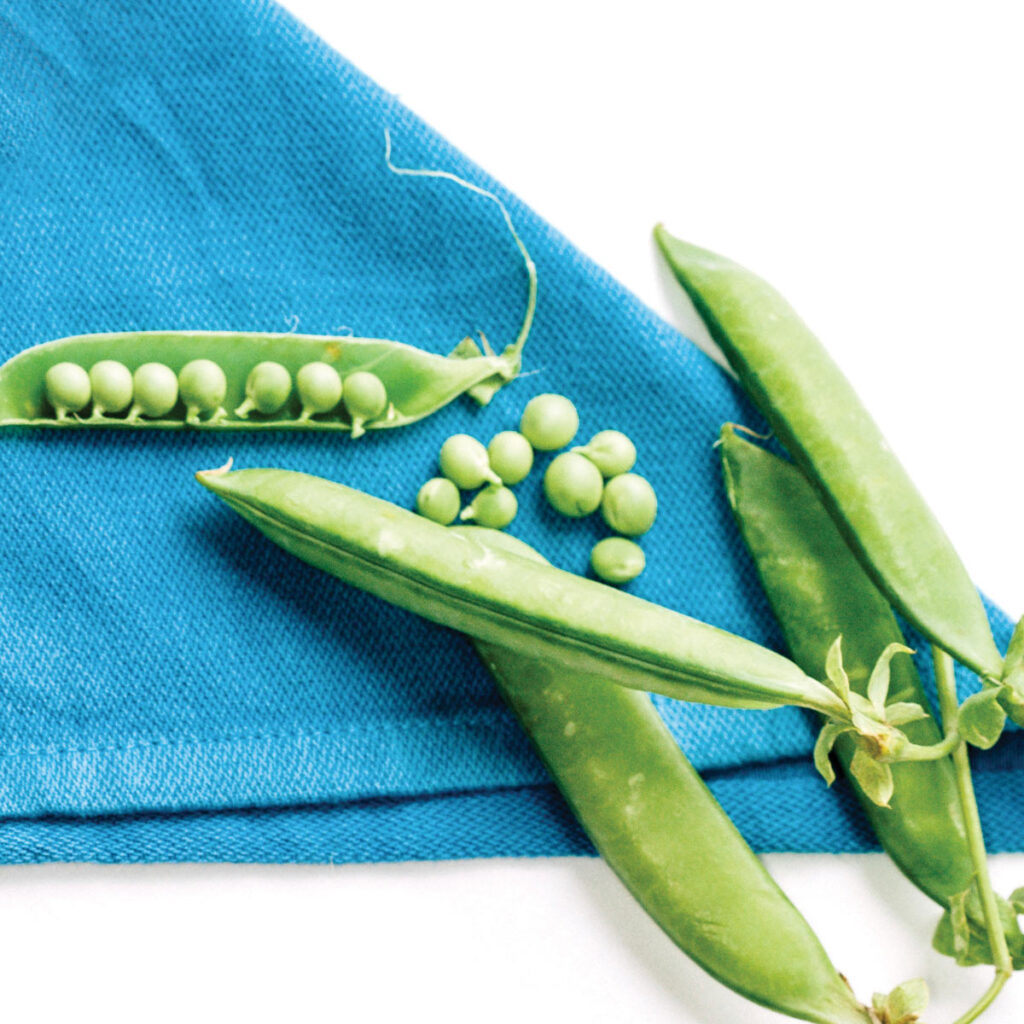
[416,478,461,526]
[459,485,518,530]
[131,363,178,418]
[44,362,91,419]
[88,360,133,416]
[590,537,646,584]
[543,452,604,518]
[519,393,579,451]
[237,362,292,417]
[179,359,228,421]
[296,361,343,418]
[439,434,501,490]
[573,430,637,478]
[343,371,388,438]
[601,473,658,535]
[487,432,533,486]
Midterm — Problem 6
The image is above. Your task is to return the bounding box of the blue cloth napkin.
[0,0,1019,863]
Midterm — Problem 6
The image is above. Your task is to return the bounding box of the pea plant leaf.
[824,635,851,703]
[849,747,894,807]
[958,688,1008,750]
[867,643,914,716]
[871,977,929,1024]
[1010,888,1024,916]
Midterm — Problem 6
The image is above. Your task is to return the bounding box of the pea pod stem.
[935,646,1014,1023]
[885,731,961,763]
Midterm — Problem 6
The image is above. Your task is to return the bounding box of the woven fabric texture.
[0,0,1018,863]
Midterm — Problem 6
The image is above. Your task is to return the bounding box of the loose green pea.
[296,362,343,419]
[439,434,501,490]
[44,362,91,419]
[130,363,178,419]
[416,478,461,526]
[460,485,518,530]
[590,537,646,584]
[88,360,133,416]
[543,452,604,518]
[519,393,579,451]
[179,359,228,423]
[573,430,637,478]
[343,371,388,438]
[601,473,658,536]
[487,431,534,485]
[236,362,292,417]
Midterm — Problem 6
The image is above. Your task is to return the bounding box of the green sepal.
[867,643,914,716]
[1002,615,1024,681]
[849,747,894,807]
[813,721,852,786]
[871,977,928,1024]
[998,679,1024,728]
[448,335,513,406]
[958,688,1008,750]
[824,635,851,703]
[883,702,931,727]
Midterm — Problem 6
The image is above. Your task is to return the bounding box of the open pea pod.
[196,466,845,717]
[654,226,1003,680]
[0,329,521,432]
[463,525,874,1024]
[719,426,1024,969]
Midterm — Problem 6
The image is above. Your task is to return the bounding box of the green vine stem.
[934,646,1013,1024]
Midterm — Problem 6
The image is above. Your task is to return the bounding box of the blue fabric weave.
[0,0,1019,863]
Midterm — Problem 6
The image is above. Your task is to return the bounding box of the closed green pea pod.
[655,226,1003,679]
[718,426,1024,969]
[458,526,872,1024]
[196,467,848,718]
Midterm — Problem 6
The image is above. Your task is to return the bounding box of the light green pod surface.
[0,330,522,432]
[196,467,844,716]
[654,227,1002,680]
[457,527,871,1024]
[719,427,1024,969]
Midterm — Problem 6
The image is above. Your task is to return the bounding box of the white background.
[2,2,1022,1021]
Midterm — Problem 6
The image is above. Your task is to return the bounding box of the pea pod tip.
[195,458,235,488]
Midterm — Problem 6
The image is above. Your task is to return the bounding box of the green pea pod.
[654,226,1002,680]
[195,466,846,717]
[0,329,522,431]
[718,426,1024,968]
[461,526,872,1024]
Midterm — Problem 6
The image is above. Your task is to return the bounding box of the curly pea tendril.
[0,138,536,435]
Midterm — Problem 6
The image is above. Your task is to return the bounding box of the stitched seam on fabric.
[0,707,513,760]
